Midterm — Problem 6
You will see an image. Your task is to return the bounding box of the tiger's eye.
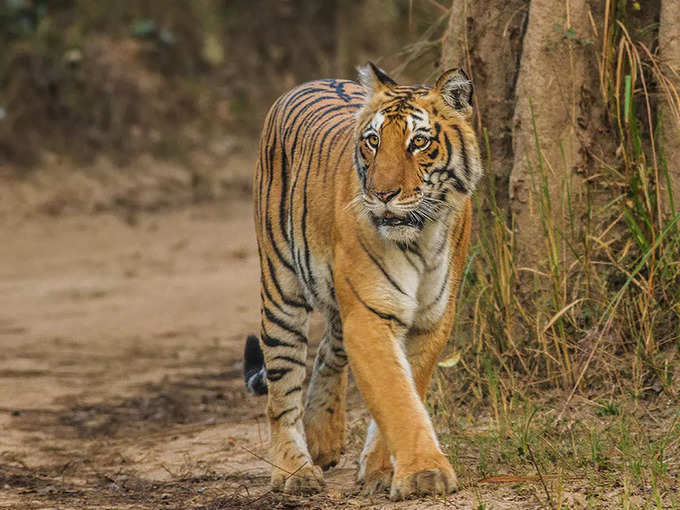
[367,134,379,148]
[412,135,428,148]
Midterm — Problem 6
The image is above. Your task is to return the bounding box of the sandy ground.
[0,198,538,509]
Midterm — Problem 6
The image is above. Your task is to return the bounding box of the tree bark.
[659,0,680,215]
[441,0,529,211]
[440,1,466,70]
[508,0,597,268]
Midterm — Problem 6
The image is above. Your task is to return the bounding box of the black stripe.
[264,167,295,276]
[263,220,293,271]
[261,271,294,317]
[451,176,468,194]
[272,407,296,420]
[281,87,332,131]
[263,307,308,344]
[295,104,355,300]
[332,346,347,359]
[260,109,297,272]
[357,234,408,296]
[443,132,454,171]
[284,386,302,396]
[324,126,353,183]
[328,264,337,302]
[271,355,306,367]
[267,368,292,382]
[289,107,352,163]
[288,105,351,292]
[266,257,311,311]
[422,262,452,313]
[278,150,290,244]
[261,330,295,348]
[285,95,339,137]
[319,361,343,375]
[314,115,353,175]
[288,103,351,156]
[452,125,472,179]
[299,134,316,296]
[345,278,408,329]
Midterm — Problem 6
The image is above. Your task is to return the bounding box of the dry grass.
[430,3,680,507]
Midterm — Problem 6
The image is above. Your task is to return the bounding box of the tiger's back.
[253,79,365,313]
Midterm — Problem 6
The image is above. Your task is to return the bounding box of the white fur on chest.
[383,221,453,330]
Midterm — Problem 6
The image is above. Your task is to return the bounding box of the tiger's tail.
[243,335,268,395]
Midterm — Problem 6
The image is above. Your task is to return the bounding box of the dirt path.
[0,200,523,509]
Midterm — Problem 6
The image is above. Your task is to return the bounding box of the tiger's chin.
[377,224,421,243]
[371,213,424,243]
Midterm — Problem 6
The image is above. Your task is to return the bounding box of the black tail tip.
[244,334,267,396]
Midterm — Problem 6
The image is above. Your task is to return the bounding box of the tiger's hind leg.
[258,279,324,494]
[304,313,348,470]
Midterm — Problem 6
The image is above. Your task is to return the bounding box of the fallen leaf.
[438,352,461,368]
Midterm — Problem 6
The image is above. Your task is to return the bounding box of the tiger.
[242,63,482,500]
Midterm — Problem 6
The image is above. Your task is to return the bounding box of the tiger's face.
[353,64,482,243]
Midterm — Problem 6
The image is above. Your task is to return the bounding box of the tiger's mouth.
[371,211,424,230]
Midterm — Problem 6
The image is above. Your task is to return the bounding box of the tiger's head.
[353,63,482,243]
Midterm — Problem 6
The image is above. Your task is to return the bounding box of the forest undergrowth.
[427,3,680,507]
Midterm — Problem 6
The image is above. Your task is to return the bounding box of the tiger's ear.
[436,68,473,118]
[358,62,397,96]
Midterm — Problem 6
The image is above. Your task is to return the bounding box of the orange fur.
[249,64,481,499]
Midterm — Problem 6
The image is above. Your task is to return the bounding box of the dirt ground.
[0,190,544,509]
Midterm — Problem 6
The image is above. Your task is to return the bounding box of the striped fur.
[244,63,481,500]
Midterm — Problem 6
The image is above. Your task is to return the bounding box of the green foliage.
[596,401,620,417]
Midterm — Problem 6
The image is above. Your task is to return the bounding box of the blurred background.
[0,0,449,213]
[1,1,680,507]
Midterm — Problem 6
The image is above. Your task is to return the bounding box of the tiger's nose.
[374,188,401,203]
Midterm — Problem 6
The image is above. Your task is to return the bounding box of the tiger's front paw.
[389,454,457,501]
[304,406,346,470]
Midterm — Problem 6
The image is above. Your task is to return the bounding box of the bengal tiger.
[242,63,482,500]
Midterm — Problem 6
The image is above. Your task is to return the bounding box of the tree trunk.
[507,0,597,268]
[441,0,529,211]
[440,1,466,70]
[659,0,680,215]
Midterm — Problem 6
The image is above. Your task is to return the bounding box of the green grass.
[429,395,680,508]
